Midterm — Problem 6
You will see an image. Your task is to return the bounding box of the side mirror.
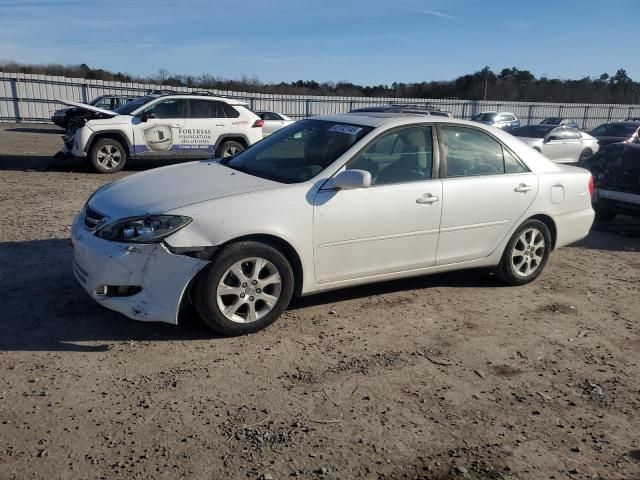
[140,111,155,122]
[330,169,371,190]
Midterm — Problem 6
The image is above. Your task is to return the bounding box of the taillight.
[252,119,264,128]
[588,175,595,197]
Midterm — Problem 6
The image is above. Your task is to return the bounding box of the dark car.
[590,121,640,146]
[350,104,452,117]
[51,95,138,129]
[578,143,640,221]
[539,117,579,129]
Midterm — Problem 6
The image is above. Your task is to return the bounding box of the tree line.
[1,61,638,104]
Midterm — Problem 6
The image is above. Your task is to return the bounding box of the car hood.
[58,99,118,117]
[88,161,280,219]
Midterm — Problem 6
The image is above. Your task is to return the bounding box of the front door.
[314,125,442,284]
[436,124,538,265]
[132,98,188,157]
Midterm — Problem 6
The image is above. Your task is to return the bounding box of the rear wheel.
[497,219,552,286]
[90,138,127,173]
[578,149,593,163]
[193,241,294,336]
[216,140,244,159]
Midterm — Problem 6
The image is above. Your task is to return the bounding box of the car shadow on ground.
[574,216,640,252]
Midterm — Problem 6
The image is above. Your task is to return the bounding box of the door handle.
[215,123,225,127]
[514,184,534,193]
[416,194,440,204]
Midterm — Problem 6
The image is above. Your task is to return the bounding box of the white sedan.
[512,125,599,164]
[72,114,595,335]
[256,111,295,137]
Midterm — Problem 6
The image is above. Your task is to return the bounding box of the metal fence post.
[582,106,589,130]
[528,105,534,125]
[10,77,22,122]
[305,99,311,118]
[249,97,255,111]
[82,84,89,103]
[607,106,613,122]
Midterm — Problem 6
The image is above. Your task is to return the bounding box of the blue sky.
[0,0,636,85]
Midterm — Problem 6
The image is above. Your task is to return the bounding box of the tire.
[90,138,127,173]
[578,149,593,163]
[594,206,616,223]
[216,140,244,159]
[193,241,294,336]
[497,219,552,286]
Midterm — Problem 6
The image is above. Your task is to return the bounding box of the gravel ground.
[1,123,639,480]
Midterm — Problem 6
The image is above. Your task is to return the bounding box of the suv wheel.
[90,138,127,173]
[216,140,244,158]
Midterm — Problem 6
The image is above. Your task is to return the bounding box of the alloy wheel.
[222,145,240,158]
[96,144,122,170]
[216,257,282,323]
[511,228,546,277]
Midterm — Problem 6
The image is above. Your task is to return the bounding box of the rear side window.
[441,126,526,177]
[264,112,282,120]
[564,129,582,140]
[188,99,224,118]
[222,103,240,118]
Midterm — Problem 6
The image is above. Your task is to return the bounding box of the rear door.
[436,124,538,265]
[262,112,286,136]
[131,98,188,157]
[181,99,230,158]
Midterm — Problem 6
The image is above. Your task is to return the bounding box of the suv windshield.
[473,113,497,122]
[512,125,555,138]
[224,119,373,183]
[591,123,639,137]
[114,95,156,115]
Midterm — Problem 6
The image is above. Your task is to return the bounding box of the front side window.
[441,126,525,177]
[144,99,186,119]
[347,126,433,185]
[224,119,372,183]
[263,112,282,121]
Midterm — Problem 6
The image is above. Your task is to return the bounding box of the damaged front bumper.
[71,215,209,324]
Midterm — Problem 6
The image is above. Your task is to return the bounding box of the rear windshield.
[511,125,555,138]
[472,113,497,122]
[540,117,561,125]
[591,123,639,137]
[114,95,156,115]
[223,119,373,183]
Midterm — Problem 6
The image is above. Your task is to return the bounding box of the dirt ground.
[1,123,639,480]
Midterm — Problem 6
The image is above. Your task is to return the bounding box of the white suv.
[57,93,264,173]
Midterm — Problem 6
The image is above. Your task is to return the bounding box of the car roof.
[313,112,474,128]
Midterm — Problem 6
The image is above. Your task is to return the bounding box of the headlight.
[96,215,192,243]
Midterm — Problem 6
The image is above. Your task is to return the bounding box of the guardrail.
[1,72,639,129]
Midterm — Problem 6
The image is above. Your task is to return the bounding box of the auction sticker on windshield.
[329,124,363,135]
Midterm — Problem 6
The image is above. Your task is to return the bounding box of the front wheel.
[497,220,552,286]
[90,138,127,173]
[193,241,294,336]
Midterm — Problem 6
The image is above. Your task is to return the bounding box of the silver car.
[471,111,520,131]
[255,111,295,137]
[512,125,599,163]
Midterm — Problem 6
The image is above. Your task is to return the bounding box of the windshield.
[89,96,105,106]
[472,113,497,122]
[591,123,639,137]
[511,125,555,138]
[224,119,373,183]
[114,95,156,115]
